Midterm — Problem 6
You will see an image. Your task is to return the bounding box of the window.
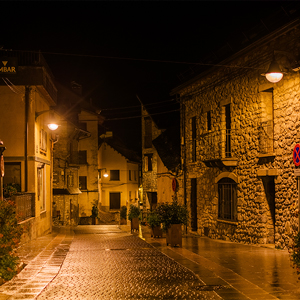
[4,162,21,188]
[218,178,237,221]
[144,117,152,148]
[79,150,87,164]
[110,192,121,209]
[79,176,87,190]
[68,172,74,187]
[134,170,137,181]
[37,165,45,212]
[207,111,212,131]
[225,104,231,157]
[129,170,132,181]
[110,170,120,181]
[192,116,197,162]
[144,154,153,172]
[40,129,47,153]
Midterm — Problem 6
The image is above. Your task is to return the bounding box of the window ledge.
[257,153,275,158]
[217,219,238,226]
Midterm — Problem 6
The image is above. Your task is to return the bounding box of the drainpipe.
[25,86,30,192]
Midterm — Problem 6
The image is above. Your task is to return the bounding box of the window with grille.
[218,178,237,221]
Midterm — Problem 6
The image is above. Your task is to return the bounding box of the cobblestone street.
[36,226,219,300]
[0,225,299,300]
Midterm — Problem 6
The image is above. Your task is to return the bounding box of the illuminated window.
[37,164,46,212]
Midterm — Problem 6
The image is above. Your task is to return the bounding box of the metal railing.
[199,129,237,161]
[13,193,35,222]
[258,120,274,154]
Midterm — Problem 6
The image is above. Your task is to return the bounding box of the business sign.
[0,57,18,75]
[293,144,300,166]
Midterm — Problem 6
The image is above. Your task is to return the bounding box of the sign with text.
[0,57,18,75]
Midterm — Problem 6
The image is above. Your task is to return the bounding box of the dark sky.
[0,1,290,151]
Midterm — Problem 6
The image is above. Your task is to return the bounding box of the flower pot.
[166,224,182,247]
[131,217,139,233]
[151,226,163,238]
[120,218,127,225]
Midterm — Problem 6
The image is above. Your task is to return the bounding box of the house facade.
[172,19,300,248]
[98,137,140,222]
[0,51,57,241]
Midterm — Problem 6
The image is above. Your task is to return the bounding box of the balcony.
[199,129,238,168]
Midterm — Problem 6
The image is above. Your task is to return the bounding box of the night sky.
[1,1,288,152]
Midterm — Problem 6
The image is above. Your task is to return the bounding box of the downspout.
[25,86,30,192]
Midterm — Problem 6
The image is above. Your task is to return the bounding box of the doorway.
[191,178,198,231]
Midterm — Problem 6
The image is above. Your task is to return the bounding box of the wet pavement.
[0,225,299,299]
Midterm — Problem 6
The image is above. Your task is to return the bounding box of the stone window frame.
[215,172,238,223]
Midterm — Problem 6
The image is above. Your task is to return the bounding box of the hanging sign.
[172,178,177,192]
[293,144,300,166]
[0,57,18,75]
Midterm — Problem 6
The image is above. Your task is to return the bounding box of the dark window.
[79,176,87,190]
[79,150,87,164]
[225,104,231,158]
[4,162,21,188]
[144,117,152,148]
[110,192,121,209]
[144,154,153,171]
[192,117,197,162]
[207,111,212,131]
[110,170,120,181]
[218,178,237,221]
[129,170,132,181]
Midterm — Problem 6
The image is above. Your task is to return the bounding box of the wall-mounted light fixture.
[262,50,300,83]
[98,168,109,178]
[35,109,59,131]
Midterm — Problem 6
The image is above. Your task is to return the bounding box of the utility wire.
[6,49,263,70]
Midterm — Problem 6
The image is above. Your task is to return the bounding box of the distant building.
[172,16,300,248]
[98,135,140,223]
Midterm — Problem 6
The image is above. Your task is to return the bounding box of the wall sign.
[0,57,18,75]
[293,144,300,166]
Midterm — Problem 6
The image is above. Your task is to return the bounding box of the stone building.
[172,13,300,248]
[141,105,183,219]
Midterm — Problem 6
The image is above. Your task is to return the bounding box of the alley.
[0,225,299,300]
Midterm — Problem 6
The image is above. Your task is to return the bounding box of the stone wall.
[179,24,300,248]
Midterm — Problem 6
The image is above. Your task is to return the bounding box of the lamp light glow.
[264,59,283,83]
[103,172,109,178]
[48,123,59,131]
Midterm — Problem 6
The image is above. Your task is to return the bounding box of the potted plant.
[156,200,188,247]
[128,204,140,233]
[91,201,99,225]
[119,205,127,225]
[147,211,163,238]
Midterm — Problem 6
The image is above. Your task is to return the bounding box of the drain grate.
[194,285,228,291]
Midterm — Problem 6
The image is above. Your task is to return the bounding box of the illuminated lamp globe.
[103,172,109,178]
[264,60,283,83]
[48,123,59,131]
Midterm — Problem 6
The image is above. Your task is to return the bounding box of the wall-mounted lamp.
[35,109,59,131]
[98,168,109,178]
[262,50,300,83]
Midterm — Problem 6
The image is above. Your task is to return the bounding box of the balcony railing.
[258,120,274,154]
[199,129,238,162]
[13,193,35,222]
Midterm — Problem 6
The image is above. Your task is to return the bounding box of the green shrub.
[147,212,161,228]
[128,204,140,220]
[0,198,23,281]
[120,206,127,220]
[156,201,188,230]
